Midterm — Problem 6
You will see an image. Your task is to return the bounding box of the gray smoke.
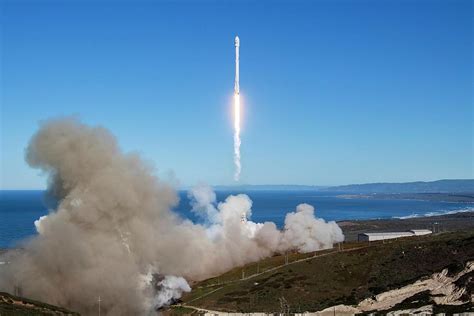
[0,118,344,315]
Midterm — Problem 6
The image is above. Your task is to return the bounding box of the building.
[410,229,432,236]
[358,229,432,242]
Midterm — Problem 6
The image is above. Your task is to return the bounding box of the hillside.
[0,291,79,315]
[325,179,474,193]
[176,230,474,314]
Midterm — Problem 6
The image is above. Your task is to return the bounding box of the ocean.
[1,190,472,248]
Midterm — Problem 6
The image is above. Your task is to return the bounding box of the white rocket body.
[234,36,240,95]
[233,36,241,181]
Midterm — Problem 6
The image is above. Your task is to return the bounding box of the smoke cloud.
[280,204,344,253]
[0,118,344,315]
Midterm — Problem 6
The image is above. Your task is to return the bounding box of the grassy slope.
[0,292,80,316]
[180,230,474,313]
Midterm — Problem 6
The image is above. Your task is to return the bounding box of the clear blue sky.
[1,0,472,189]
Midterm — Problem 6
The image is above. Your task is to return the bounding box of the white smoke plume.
[33,215,48,235]
[151,275,191,309]
[187,186,344,253]
[280,203,344,253]
[0,118,344,315]
[188,183,219,224]
[233,93,241,181]
[138,270,190,312]
[233,130,241,181]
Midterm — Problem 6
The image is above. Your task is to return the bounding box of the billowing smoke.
[0,118,343,315]
[150,275,191,310]
[280,204,345,253]
[187,185,344,254]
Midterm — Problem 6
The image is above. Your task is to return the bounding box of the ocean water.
[1,190,472,248]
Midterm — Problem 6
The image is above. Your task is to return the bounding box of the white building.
[410,229,432,236]
[358,229,432,242]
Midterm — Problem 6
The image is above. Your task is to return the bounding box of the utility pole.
[279,297,290,315]
[98,296,101,316]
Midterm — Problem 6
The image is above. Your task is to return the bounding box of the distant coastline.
[324,179,474,194]
[212,179,474,193]
[336,192,474,203]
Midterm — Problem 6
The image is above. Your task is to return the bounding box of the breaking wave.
[394,207,474,219]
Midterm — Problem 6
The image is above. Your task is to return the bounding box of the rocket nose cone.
[235,36,240,46]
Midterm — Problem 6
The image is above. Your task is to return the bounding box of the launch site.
[0,0,473,315]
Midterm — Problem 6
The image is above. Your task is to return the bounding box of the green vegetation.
[192,248,334,288]
[0,292,79,316]
[180,230,474,313]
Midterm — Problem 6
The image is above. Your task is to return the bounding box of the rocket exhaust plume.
[233,36,241,181]
[233,94,241,181]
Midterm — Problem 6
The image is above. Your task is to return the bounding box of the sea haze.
[0,190,472,248]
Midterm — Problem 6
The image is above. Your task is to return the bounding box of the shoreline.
[392,207,474,219]
[336,192,474,203]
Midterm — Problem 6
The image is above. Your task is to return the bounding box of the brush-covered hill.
[0,291,79,316]
[176,230,474,314]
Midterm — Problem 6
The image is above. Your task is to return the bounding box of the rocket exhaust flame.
[234,94,241,181]
[233,36,241,181]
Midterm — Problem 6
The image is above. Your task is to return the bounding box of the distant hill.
[324,179,474,194]
[211,185,328,191]
[209,180,474,193]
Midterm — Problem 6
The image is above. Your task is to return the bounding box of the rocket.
[234,36,240,95]
[233,36,242,181]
